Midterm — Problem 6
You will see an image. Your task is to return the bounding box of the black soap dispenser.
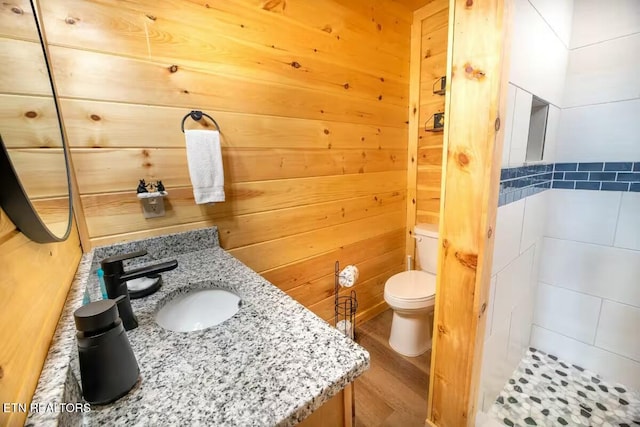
[74,298,139,404]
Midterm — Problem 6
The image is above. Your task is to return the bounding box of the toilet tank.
[414,223,439,274]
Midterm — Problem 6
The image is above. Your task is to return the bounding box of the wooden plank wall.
[416,1,449,225]
[35,0,414,323]
[1,1,71,234]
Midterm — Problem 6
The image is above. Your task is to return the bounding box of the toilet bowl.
[383,224,439,357]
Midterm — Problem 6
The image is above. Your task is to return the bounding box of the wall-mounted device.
[136,179,168,218]
[432,76,446,96]
[424,112,445,132]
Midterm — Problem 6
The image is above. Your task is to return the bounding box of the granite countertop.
[27,227,369,426]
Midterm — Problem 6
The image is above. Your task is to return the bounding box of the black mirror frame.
[0,0,73,243]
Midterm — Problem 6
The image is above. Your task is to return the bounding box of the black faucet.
[101,250,178,330]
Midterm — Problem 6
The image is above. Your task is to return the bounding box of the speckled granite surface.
[27,227,369,426]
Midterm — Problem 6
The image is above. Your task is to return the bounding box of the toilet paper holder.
[334,261,358,340]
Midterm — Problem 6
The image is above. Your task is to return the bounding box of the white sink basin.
[156,288,241,332]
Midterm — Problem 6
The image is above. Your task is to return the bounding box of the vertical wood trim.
[427,0,510,425]
[67,145,91,251]
[343,383,354,427]
[405,13,422,262]
[427,0,457,420]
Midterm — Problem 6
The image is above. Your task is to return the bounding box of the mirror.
[0,0,72,242]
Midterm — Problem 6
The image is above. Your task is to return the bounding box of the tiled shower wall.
[479,0,640,413]
[531,189,640,391]
[477,0,567,412]
[530,0,640,393]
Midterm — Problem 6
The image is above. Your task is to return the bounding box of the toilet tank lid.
[414,223,439,238]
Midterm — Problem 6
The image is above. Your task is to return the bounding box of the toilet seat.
[384,270,436,310]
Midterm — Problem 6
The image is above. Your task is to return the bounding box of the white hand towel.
[185,129,225,204]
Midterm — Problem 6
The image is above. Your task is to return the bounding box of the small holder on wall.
[432,76,446,96]
[136,179,168,218]
[424,112,445,132]
[334,261,358,340]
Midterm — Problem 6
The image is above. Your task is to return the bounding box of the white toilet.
[383,223,439,357]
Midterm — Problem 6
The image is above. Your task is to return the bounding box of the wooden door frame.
[424,0,511,426]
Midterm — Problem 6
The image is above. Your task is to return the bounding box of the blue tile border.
[601,182,630,191]
[499,161,640,206]
[553,161,640,194]
[498,164,553,206]
[603,162,633,172]
[577,162,603,172]
[589,172,616,181]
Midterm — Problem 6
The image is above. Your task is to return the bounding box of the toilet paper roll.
[336,320,353,338]
[338,265,359,288]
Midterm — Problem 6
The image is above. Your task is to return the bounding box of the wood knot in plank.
[323,129,330,135]
[290,61,301,68]
[495,117,501,131]
[141,149,150,158]
[466,0,473,6]
[11,6,23,14]
[65,16,78,25]
[464,62,486,80]
[455,251,478,270]
[442,238,449,249]
[437,324,447,335]
[456,151,470,167]
[377,23,382,31]
[262,0,286,11]
[322,25,333,33]
[24,111,37,118]
[169,65,179,73]
[145,14,157,21]
[343,83,350,89]
[90,114,101,121]
[0,365,3,379]
[487,226,493,238]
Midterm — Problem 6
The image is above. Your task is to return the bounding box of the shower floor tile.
[489,348,640,426]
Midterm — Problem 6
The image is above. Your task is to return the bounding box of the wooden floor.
[354,309,431,427]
